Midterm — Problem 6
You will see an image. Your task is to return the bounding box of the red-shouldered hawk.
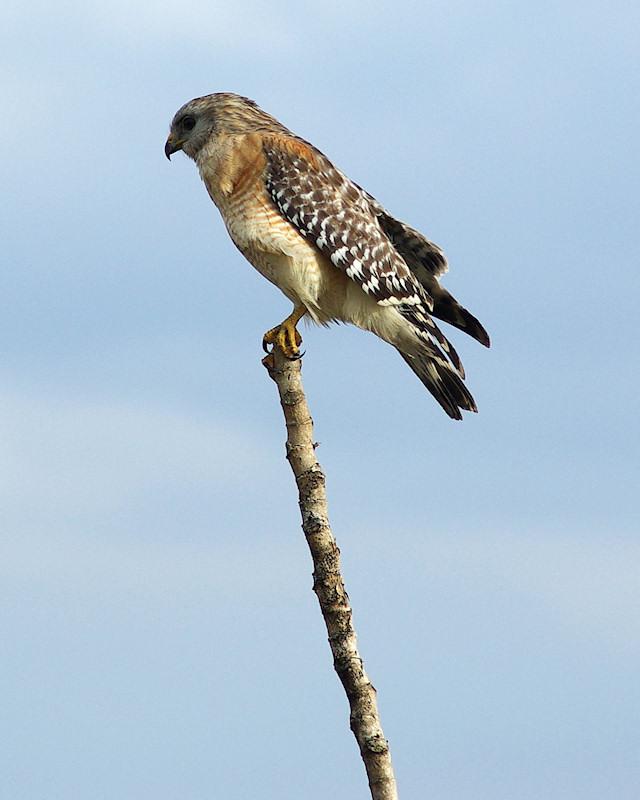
[165,93,489,419]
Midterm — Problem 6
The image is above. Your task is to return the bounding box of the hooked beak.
[164,133,183,160]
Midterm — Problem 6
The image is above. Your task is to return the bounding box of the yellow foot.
[262,307,306,360]
[262,321,303,359]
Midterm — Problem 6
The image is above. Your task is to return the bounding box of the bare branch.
[263,347,398,800]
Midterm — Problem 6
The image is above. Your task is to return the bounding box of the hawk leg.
[262,305,306,360]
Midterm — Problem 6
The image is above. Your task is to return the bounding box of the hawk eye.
[181,115,196,131]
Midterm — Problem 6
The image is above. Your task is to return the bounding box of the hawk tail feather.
[398,350,478,420]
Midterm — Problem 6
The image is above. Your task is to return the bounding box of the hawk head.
[165,93,288,161]
[164,95,219,161]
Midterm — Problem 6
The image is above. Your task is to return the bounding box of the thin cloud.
[39,0,292,52]
[356,526,640,651]
[0,388,270,515]
[1,528,302,602]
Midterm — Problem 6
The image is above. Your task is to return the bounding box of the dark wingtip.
[429,287,491,348]
[477,326,491,348]
[461,314,490,348]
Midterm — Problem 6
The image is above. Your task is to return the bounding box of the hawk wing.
[363,191,449,280]
[263,136,431,309]
[262,135,469,375]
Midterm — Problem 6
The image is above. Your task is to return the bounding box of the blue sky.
[2,1,639,798]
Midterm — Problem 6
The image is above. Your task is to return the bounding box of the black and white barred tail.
[398,350,478,420]
[395,302,483,418]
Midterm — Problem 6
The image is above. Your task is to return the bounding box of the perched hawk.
[165,93,489,419]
